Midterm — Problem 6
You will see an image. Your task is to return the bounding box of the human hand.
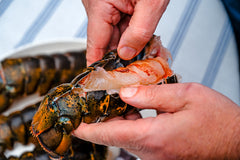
[82,0,170,66]
[73,83,240,160]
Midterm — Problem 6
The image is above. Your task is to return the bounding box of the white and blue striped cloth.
[0,0,239,105]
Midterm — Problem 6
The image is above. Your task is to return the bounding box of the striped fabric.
[0,0,239,105]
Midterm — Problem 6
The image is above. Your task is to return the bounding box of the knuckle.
[121,26,153,52]
[141,85,160,105]
[98,130,115,146]
[180,83,203,98]
[111,13,121,25]
[130,26,153,43]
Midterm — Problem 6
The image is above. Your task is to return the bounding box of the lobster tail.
[0,50,86,113]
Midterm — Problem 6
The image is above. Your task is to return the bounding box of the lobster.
[0,51,86,113]
[31,36,179,159]
[0,49,110,159]
[1,137,107,160]
[0,102,39,154]
[0,101,108,160]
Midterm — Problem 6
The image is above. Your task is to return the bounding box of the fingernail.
[121,87,138,98]
[119,46,137,60]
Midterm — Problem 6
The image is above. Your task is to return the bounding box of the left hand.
[82,0,170,65]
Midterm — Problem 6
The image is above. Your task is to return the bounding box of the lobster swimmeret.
[31,36,179,159]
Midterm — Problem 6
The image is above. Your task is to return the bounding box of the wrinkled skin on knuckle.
[141,85,176,112]
[180,83,201,98]
[127,25,153,43]
[178,83,204,106]
[102,4,121,25]
[131,126,169,159]
[143,85,160,106]
[124,134,151,157]
[180,83,227,110]
[100,131,121,148]
[146,118,174,155]
[108,0,134,15]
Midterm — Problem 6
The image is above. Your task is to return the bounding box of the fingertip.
[86,47,105,66]
[117,0,170,60]
[72,122,88,138]
[118,46,137,60]
[120,87,138,99]
[117,27,151,60]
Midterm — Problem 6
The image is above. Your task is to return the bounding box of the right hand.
[74,83,240,160]
[82,0,170,65]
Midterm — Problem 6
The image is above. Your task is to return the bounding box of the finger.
[107,15,131,52]
[108,14,132,50]
[86,19,113,66]
[117,0,170,60]
[105,116,125,121]
[123,111,142,120]
[119,83,199,113]
[108,25,120,51]
[118,14,131,35]
[104,111,142,122]
[84,1,122,65]
[73,117,153,149]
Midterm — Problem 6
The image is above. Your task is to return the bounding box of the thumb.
[119,83,192,113]
[117,0,169,60]
[73,118,154,149]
